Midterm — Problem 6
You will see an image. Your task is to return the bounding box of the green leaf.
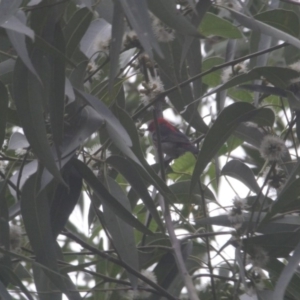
[32,264,62,300]
[0,0,22,26]
[103,177,138,288]
[148,0,199,37]
[50,163,82,238]
[0,81,8,148]
[107,155,164,232]
[5,12,38,78]
[0,266,34,300]
[255,9,300,37]
[234,123,265,148]
[109,2,124,92]
[243,231,300,258]
[0,280,12,300]
[21,173,71,296]
[168,180,216,204]
[64,7,93,58]
[268,258,300,299]
[274,240,300,300]
[190,102,266,193]
[72,158,153,235]
[199,13,242,38]
[263,178,300,222]
[202,57,224,87]
[48,23,66,149]
[221,159,261,194]
[0,181,10,286]
[169,152,197,180]
[13,58,65,185]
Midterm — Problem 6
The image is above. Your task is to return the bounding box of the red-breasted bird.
[148,118,198,158]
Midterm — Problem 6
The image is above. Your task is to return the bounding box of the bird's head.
[148,118,174,133]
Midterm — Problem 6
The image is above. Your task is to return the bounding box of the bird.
[148,118,198,159]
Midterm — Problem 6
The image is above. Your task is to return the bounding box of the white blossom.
[95,36,111,57]
[221,63,248,82]
[288,60,300,73]
[152,15,175,43]
[228,197,246,229]
[216,0,242,18]
[15,148,27,156]
[259,135,286,161]
[140,77,164,105]
[9,225,22,252]
[123,30,139,49]
[249,246,269,268]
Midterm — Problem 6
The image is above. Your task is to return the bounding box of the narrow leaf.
[274,240,300,300]
[72,158,153,235]
[50,164,82,238]
[107,155,164,232]
[103,177,138,287]
[64,7,93,58]
[21,173,70,295]
[109,1,124,92]
[13,58,65,185]
[0,81,8,148]
[148,0,199,37]
[48,23,66,149]
[0,0,22,26]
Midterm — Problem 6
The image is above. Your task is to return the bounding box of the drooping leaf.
[5,12,38,78]
[102,176,138,288]
[268,258,300,300]
[109,1,124,92]
[13,58,65,185]
[107,155,164,232]
[273,240,300,300]
[64,7,93,58]
[148,0,199,37]
[50,163,82,238]
[32,264,62,300]
[21,173,71,296]
[0,280,12,300]
[190,102,265,193]
[0,81,8,148]
[263,178,300,222]
[221,160,261,194]
[48,23,66,150]
[0,0,22,26]
[72,158,153,235]
[0,181,10,286]
[2,13,34,39]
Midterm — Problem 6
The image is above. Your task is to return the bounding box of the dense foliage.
[1,0,300,299]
